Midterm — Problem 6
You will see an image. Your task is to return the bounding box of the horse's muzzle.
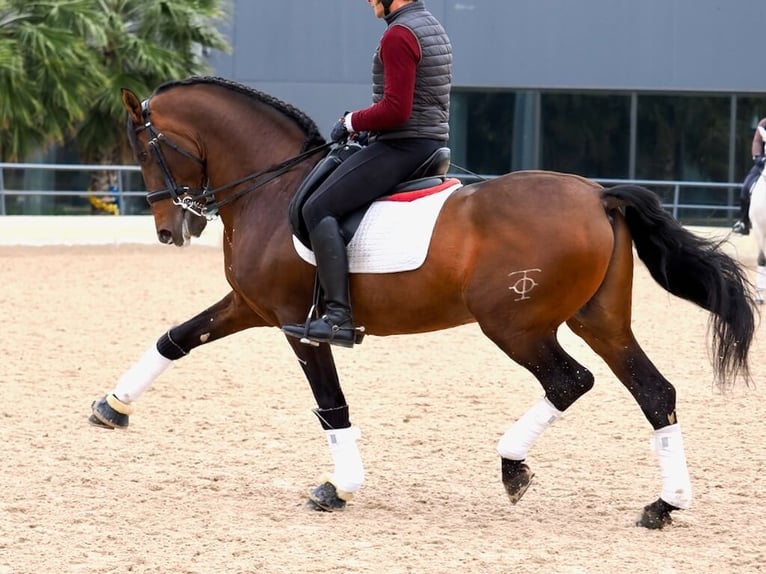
[157,229,174,245]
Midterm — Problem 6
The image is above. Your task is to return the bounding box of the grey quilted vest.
[372,2,452,141]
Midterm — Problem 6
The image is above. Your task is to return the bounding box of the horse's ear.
[121,88,143,125]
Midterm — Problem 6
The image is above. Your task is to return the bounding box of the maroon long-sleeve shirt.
[348,25,421,132]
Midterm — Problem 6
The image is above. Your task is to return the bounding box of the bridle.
[133,97,332,219]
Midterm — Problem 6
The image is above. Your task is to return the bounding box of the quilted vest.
[372,2,452,141]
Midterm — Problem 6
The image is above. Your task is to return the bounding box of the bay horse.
[90,76,756,530]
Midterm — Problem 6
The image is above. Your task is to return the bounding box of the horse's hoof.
[501,458,534,505]
[307,481,349,512]
[87,414,115,429]
[304,498,326,511]
[635,498,676,529]
[89,394,131,429]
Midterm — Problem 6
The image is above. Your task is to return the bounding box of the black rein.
[135,97,332,219]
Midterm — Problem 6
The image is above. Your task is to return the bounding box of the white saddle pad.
[292,179,462,273]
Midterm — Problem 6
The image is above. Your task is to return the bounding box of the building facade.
[206,0,766,222]
[5,1,763,219]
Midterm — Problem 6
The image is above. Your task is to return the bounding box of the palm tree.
[75,0,229,212]
[0,0,229,212]
[0,0,107,160]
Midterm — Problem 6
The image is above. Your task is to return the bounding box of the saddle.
[288,143,451,248]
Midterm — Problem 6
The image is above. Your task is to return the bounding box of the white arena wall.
[0,216,223,247]
[0,216,749,267]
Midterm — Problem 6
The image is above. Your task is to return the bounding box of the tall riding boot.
[282,216,361,347]
[742,193,752,231]
[733,194,751,235]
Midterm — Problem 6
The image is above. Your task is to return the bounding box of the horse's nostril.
[157,230,173,244]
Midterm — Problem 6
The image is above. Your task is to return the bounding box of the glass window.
[541,93,631,179]
[449,91,515,176]
[635,95,731,224]
[636,95,729,182]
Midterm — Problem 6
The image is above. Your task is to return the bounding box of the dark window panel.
[541,93,631,179]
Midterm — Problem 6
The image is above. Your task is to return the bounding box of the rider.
[732,117,766,235]
[282,0,452,347]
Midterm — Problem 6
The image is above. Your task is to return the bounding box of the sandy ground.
[1,229,765,574]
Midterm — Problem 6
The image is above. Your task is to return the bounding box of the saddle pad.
[292,180,462,273]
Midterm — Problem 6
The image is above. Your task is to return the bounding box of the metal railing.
[448,174,740,224]
[0,162,143,216]
[593,177,740,221]
[0,162,742,223]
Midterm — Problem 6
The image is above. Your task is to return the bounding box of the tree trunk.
[88,146,120,215]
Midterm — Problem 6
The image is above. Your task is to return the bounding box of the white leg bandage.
[652,423,692,509]
[324,426,365,494]
[497,398,562,460]
[757,265,766,298]
[112,344,173,404]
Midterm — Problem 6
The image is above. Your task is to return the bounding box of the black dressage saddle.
[288,143,451,248]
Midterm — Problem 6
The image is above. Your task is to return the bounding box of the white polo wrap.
[113,344,173,403]
[497,397,562,460]
[325,426,365,494]
[652,423,693,509]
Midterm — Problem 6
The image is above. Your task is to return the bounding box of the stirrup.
[283,281,365,347]
[284,317,366,348]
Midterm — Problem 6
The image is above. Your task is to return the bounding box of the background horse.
[90,76,755,530]
[749,169,766,303]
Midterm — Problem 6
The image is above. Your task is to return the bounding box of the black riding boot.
[282,216,360,348]
[733,195,751,235]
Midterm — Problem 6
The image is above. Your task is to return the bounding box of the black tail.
[602,184,757,384]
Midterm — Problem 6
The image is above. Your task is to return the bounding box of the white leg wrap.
[497,398,562,460]
[112,344,173,403]
[652,423,693,510]
[325,426,365,494]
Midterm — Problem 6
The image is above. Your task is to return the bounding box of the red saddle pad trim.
[380,177,461,203]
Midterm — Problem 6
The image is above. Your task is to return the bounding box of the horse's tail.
[602,184,757,384]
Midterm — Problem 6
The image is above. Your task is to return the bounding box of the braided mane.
[154,76,326,148]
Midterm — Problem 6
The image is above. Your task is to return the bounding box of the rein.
[136,98,333,219]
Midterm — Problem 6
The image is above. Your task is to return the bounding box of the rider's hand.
[755,155,765,168]
[354,131,370,146]
[330,113,350,142]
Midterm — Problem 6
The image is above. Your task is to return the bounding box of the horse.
[748,168,766,303]
[89,76,756,530]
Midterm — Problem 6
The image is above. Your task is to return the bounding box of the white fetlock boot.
[308,426,364,511]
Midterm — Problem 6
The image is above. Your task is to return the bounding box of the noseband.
[133,98,209,214]
[134,97,332,219]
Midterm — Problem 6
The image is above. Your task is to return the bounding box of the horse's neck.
[201,103,310,214]
[210,128,316,245]
[208,119,306,183]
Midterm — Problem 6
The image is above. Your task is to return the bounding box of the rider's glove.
[755,155,765,168]
[330,112,351,142]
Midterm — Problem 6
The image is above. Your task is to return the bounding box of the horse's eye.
[138,151,149,162]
